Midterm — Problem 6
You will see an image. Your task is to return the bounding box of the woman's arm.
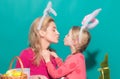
[46,56,77,78]
[16,50,30,68]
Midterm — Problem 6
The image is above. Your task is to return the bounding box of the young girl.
[42,8,101,79]
[42,26,90,79]
[16,16,59,79]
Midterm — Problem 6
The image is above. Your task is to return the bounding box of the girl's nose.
[64,36,66,41]
[65,35,67,38]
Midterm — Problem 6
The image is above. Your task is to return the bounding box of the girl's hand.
[30,75,48,79]
[50,51,58,58]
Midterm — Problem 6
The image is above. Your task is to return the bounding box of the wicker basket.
[0,56,27,79]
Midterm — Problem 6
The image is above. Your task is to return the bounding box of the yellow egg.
[6,70,15,76]
[13,71,22,76]
[3,74,7,76]
[6,69,22,76]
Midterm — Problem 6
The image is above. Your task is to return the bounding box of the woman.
[16,16,59,79]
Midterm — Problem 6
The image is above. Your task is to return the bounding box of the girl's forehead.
[67,29,72,36]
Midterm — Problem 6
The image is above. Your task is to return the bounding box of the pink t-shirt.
[16,48,57,79]
[46,53,86,79]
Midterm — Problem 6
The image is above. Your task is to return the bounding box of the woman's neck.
[41,39,50,50]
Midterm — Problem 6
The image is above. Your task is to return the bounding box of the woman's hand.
[30,75,48,79]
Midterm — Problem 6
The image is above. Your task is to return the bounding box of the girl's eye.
[67,34,69,36]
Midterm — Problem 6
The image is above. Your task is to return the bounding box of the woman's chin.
[53,41,59,43]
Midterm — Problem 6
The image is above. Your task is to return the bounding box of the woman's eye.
[53,29,55,31]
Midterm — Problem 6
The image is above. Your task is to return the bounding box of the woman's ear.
[39,30,46,37]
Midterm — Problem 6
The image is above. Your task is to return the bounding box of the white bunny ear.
[43,1,57,16]
[37,1,57,30]
[81,8,102,29]
[49,8,57,16]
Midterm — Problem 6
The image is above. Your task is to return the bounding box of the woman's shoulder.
[20,47,34,57]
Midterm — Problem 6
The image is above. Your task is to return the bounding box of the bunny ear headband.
[79,8,102,43]
[37,1,57,30]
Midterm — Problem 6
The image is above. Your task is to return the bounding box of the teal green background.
[0,0,120,79]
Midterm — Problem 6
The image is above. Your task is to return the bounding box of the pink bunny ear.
[81,15,99,30]
[87,18,99,29]
[81,14,91,26]
[79,8,102,43]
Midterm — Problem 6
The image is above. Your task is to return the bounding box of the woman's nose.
[56,30,60,35]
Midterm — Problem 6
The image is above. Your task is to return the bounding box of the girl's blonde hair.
[29,16,54,66]
[71,26,91,53]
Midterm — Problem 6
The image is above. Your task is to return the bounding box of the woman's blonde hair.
[71,26,91,53]
[29,16,54,66]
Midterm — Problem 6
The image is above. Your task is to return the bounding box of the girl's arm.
[50,51,63,67]
[46,56,77,78]
[55,57,63,67]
